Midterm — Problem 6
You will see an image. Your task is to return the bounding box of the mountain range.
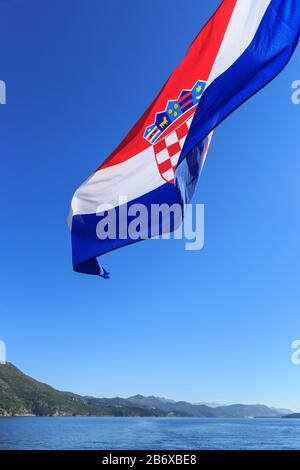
[0,363,293,418]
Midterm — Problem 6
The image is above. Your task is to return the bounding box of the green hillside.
[0,363,290,418]
[0,363,162,417]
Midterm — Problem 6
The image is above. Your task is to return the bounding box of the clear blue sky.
[1,0,300,410]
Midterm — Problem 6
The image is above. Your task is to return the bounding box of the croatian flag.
[69,0,300,277]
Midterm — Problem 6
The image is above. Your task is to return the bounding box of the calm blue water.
[0,417,299,450]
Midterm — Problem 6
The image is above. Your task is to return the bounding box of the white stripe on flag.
[207,0,272,87]
[70,146,165,216]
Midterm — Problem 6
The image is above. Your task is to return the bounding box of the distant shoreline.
[0,363,294,419]
[1,415,298,419]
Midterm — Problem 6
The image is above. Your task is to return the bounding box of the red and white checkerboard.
[153,115,194,184]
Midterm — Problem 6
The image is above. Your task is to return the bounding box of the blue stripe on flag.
[72,183,181,276]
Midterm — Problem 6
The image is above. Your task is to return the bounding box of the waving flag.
[69,0,300,277]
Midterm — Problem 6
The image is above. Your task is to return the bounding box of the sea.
[0,417,299,450]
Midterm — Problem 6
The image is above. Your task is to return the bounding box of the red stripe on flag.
[100,0,237,171]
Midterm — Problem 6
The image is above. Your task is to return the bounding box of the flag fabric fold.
[69,0,300,277]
